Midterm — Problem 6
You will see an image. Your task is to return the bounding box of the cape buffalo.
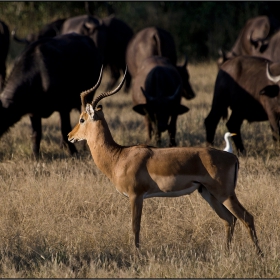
[132,56,189,147]
[61,14,133,92]
[205,55,280,155]
[126,26,195,100]
[0,33,102,158]
[12,15,120,81]
[218,15,280,67]
[0,20,10,92]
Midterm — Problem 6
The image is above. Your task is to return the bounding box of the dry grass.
[0,62,279,277]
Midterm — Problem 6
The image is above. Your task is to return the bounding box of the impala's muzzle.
[68,136,85,143]
[67,131,79,143]
[67,135,76,143]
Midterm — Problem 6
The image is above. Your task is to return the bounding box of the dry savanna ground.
[0,61,280,277]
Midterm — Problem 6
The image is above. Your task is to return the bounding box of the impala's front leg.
[130,194,144,248]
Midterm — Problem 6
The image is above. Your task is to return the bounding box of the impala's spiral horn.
[91,66,127,109]
[80,65,104,110]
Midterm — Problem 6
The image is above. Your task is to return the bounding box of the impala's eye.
[80,118,85,124]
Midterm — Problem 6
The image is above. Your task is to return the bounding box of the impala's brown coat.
[68,69,263,256]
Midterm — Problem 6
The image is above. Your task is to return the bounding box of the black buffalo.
[61,14,133,92]
[0,33,102,158]
[0,20,10,92]
[126,26,195,100]
[132,56,189,147]
[13,15,133,92]
[205,55,280,155]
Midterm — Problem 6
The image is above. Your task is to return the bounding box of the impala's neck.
[87,117,122,180]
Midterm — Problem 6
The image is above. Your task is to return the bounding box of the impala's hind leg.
[222,195,263,256]
[199,185,237,250]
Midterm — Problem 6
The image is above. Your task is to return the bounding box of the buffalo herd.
[213,15,280,155]
[1,14,280,157]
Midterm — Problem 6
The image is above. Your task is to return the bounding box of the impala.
[68,66,263,256]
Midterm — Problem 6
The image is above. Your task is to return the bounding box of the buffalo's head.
[259,62,280,136]
[249,31,269,53]
[176,56,196,100]
[260,62,280,98]
[0,99,25,138]
[82,16,107,51]
[133,85,189,132]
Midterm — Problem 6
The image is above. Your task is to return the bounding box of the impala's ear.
[86,104,95,119]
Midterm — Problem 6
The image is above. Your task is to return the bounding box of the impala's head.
[68,65,127,143]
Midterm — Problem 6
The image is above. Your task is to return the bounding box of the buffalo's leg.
[154,120,161,146]
[226,111,245,155]
[59,110,77,155]
[204,108,224,146]
[144,114,153,143]
[124,70,132,93]
[168,115,178,147]
[267,114,280,148]
[155,130,162,146]
[29,115,42,159]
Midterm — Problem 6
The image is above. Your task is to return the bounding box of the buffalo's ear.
[259,85,279,98]
[177,105,190,115]
[132,104,146,115]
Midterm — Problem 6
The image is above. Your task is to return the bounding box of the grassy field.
[0,61,279,277]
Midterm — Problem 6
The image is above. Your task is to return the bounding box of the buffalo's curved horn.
[168,85,182,101]
[91,66,127,109]
[266,63,280,83]
[80,65,103,110]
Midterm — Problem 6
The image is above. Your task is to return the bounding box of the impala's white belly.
[143,174,200,199]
